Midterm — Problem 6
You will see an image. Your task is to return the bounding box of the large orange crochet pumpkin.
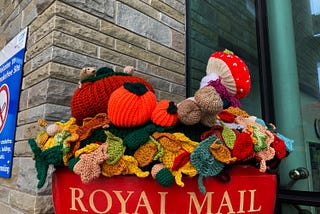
[108,82,157,127]
[71,68,154,125]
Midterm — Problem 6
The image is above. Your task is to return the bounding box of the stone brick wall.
[0,0,185,213]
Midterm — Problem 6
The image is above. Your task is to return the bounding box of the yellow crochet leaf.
[172,162,198,187]
[210,142,237,164]
[172,132,199,152]
[75,143,100,158]
[122,155,149,178]
[42,137,56,150]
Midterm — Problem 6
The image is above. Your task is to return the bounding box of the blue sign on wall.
[0,28,28,178]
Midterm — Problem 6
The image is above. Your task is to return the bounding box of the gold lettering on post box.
[69,187,88,212]
[113,191,134,214]
[187,192,214,214]
[158,192,168,214]
[89,189,112,213]
[248,190,261,212]
[237,190,246,213]
[216,191,235,214]
[133,191,153,214]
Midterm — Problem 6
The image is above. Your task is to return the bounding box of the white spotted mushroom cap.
[205,49,251,99]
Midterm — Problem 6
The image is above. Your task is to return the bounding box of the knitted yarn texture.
[108,82,156,127]
[71,72,154,125]
[73,142,109,183]
[190,135,225,193]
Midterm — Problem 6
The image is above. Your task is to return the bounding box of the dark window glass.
[186,0,262,117]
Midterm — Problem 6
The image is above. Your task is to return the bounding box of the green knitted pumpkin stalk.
[167,101,177,114]
[81,67,129,83]
[123,82,148,96]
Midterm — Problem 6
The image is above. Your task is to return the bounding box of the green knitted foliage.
[105,131,126,164]
[80,128,108,148]
[95,67,115,76]
[68,157,80,171]
[221,123,236,149]
[28,139,64,188]
[122,124,169,151]
[190,135,225,194]
[148,136,165,161]
[252,126,268,152]
[54,130,72,155]
[81,68,129,83]
[123,126,152,151]
[168,122,210,142]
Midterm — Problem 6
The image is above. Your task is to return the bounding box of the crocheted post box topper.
[71,67,154,125]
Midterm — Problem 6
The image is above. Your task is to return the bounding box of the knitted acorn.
[71,67,154,125]
[151,100,179,127]
[151,163,174,187]
[108,82,157,127]
[38,119,60,136]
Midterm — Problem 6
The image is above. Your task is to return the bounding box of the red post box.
[52,164,277,214]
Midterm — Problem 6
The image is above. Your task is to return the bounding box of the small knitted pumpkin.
[151,100,179,127]
[108,82,157,127]
[71,67,154,125]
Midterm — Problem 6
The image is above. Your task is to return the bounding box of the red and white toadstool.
[205,49,251,99]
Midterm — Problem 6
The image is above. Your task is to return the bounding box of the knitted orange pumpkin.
[71,67,154,125]
[151,100,179,127]
[107,82,157,127]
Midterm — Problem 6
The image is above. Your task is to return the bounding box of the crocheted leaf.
[123,124,157,151]
[221,123,236,149]
[271,133,287,159]
[172,149,190,171]
[190,135,225,194]
[276,132,294,153]
[105,131,126,164]
[123,128,150,151]
[232,132,254,161]
[252,126,268,152]
[28,139,64,188]
[210,142,236,164]
[149,136,165,161]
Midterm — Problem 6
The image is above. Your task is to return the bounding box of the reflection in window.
[310,0,320,15]
[318,63,320,93]
[186,0,262,117]
[310,0,320,37]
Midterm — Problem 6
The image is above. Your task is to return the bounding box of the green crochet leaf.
[28,139,64,188]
